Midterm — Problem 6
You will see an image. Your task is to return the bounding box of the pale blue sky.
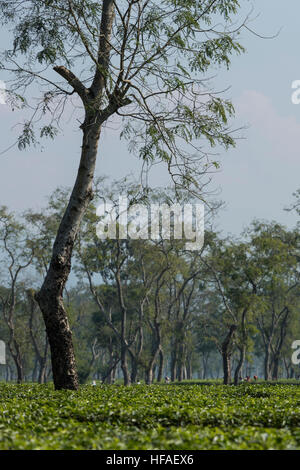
[0,0,299,236]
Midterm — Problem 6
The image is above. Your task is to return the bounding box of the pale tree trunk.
[6,364,12,382]
[106,341,117,384]
[145,367,154,386]
[121,342,131,386]
[272,307,289,381]
[8,333,24,384]
[115,254,131,386]
[264,343,272,381]
[234,308,248,386]
[27,290,49,384]
[35,0,122,390]
[38,355,48,384]
[36,117,102,390]
[130,323,143,383]
[145,344,159,385]
[202,353,210,380]
[234,345,246,385]
[32,358,38,382]
[145,321,161,385]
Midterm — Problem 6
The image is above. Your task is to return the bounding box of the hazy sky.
[0,0,299,236]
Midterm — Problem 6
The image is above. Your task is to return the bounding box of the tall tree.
[1,0,246,389]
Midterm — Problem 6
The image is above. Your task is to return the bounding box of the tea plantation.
[0,383,300,450]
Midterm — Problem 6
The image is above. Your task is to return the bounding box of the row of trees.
[1,183,300,385]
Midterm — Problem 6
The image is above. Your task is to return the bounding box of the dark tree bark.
[170,346,177,382]
[7,330,24,384]
[130,354,138,384]
[177,342,186,382]
[157,349,164,383]
[14,351,24,384]
[221,324,237,385]
[186,354,193,380]
[234,308,248,385]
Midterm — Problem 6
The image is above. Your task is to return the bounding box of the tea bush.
[0,383,299,450]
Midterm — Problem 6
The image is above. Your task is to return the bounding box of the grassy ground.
[0,382,300,450]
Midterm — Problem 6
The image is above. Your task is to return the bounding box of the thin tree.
[0,207,34,383]
[0,0,247,389]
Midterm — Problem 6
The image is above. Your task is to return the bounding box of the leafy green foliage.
[0,383,300,450]
[0,0,247,193]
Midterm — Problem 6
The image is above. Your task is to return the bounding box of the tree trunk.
[222,352,232,385]
[27,289,49,384]
[272,355,280,381]
[177,364,184,382]
[145,366,154,386]
[272,308,289,381]
[32,358,38,382]
[234,309,248,385]
[6,364,12,382]
[170,345,177,382]
[145,320,161,385]
[221,325,236,385]
[264,344,272,381]
[38,354,48,384]
[34,0,121,390]
[36,116,102,390]
[157,349,164,382]
[202,354,209,379]
[130,361,138,383]
[177,344,185,382]
[234,345,246,385]
[186,355,192,380]
[145,354,158,385]
[121,343,131,386]
[9,338,24,384]
[15,360,24,384]
[130,326,143,383]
